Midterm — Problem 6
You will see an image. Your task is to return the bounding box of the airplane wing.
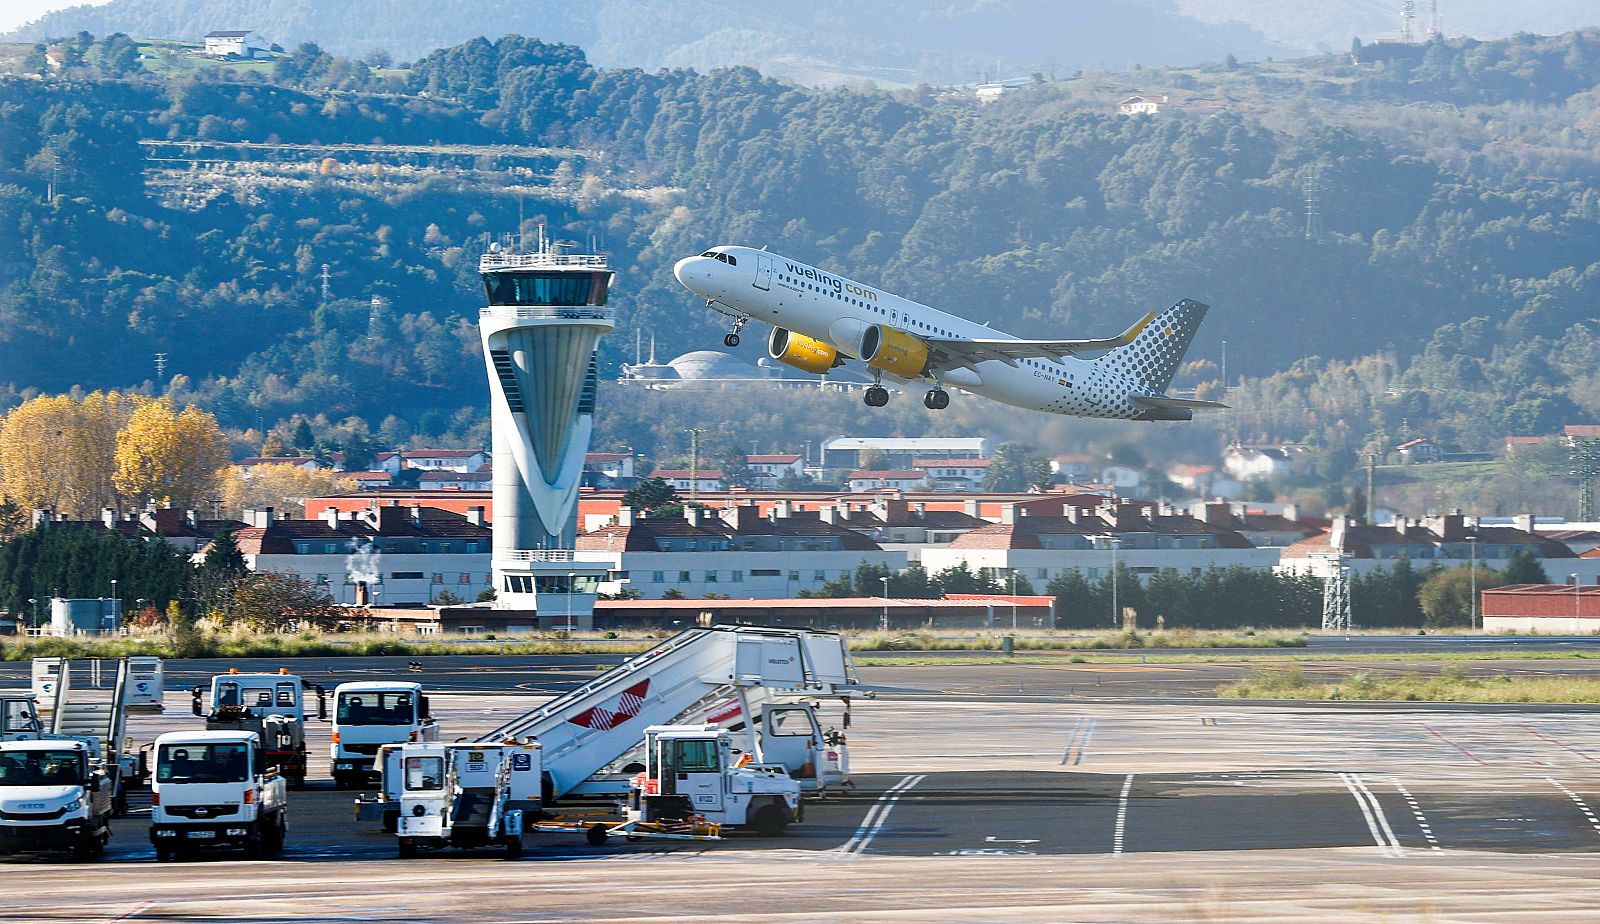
[924,311,1155,369]
[1132,395,1230,410]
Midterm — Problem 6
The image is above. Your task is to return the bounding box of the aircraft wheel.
[724,333,741,348]
[924,389,949,410]
[864,386,888,407]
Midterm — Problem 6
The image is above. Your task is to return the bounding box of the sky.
[0,0,111,33]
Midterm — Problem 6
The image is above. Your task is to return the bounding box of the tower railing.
[480,306,613,321]
[480,252,609,270]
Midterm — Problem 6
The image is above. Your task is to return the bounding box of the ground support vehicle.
[150,730,287,860]
[330,681,437,789]
[392,741,539,858]
[557,725,801,846]
[26,658,158,814]
[0,691,44,741]
[193,669,325,789]
[0,739,113,859]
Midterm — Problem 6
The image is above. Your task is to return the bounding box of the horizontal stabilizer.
[1132,395,1229,411]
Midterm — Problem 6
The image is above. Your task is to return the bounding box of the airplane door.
[754,253,773,291]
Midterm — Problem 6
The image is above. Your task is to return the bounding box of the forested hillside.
[3,30,1600,506]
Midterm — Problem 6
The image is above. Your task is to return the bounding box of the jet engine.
[768,328,841,374]
[860,325,931,378]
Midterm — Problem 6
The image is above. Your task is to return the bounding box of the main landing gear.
[864,386,889,407]
[923,388,950,410]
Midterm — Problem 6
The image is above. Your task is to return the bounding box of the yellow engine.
[768,328,841,374]
[862,325,930,378]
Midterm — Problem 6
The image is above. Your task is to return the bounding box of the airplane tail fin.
[1092,298,1208,392]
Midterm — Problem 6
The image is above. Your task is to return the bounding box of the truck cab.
[0,692,44,741]
[150,730,287,860]
[194,669,324,788]
[330,682,438,789]
[0,739,113,859]
[630,725,801,837]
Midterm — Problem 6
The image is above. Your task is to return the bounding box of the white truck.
[392,741,539,858]
[565,724,802,845]
[192,670,325,789]
[0,739,114,859]
[150,730,287,860]
[0,691,44,741]
[330,681,438,789]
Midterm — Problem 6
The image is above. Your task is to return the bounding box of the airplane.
[671,245,1227,420]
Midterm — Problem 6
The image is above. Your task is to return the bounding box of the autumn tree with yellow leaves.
[221,462,358,519]
[112,398,230,512]
[0,391,144,517]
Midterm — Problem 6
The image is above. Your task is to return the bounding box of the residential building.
[848,470,928,492]
[576,504,905,598]
[1118,95,1165,115]
[795,495,989,546]
[30,507,239,553]
[417,468,492,491]
[746,454,804,489]
[822,437,992,470]
[203,30,270,57]
[223,503,493,606]
[1222,443,1302,482]
[584,452,637,483]
[651,469,725,493]
[377,449,488,475]
[1050,454,1093,482]
[345,471,393,489]
[1277,511,1577,578]
[1099,465,1147,495]
[919,498,1276,593]
[914,458,989,492]
[1394,437,1442,463]
[238,456,325,476]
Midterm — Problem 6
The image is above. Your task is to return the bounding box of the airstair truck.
[0,739,114,859]
[193,669,325,789]
[29,658,155,814]
[330,681,438,789]
[150,730,287,860]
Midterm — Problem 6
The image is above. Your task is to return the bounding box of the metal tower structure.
[479,228,615,627]
[1318,552,1353,631]
[1570,437,1600,521]
[1400,0,1417,43]
[1303,167,1322,240]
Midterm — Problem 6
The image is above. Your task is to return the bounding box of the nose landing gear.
[711,302,748,348]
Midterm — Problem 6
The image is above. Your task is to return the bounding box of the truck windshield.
[338,692,415,726]
[404,756,444,791]
[157,743,251,784]
[0,750,81,786]
[3,699,41,734]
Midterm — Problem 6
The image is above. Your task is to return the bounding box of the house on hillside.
[1394,437,1442,464]
[1118,95,1166,115]
[203,31,270,58]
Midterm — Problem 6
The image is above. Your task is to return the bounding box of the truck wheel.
[504,836,523,858]
[382,811,399,833]
[267,814,287,854]
[398,841,417,859]
[113,789,129,816]
[155,847,176,862]
[585,824,609,846]
[752,804,790,837]
[71,838,99,861]
[289,774,306,791]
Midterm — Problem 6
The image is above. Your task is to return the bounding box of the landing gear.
[923,388,950,410]
[711,300,747,349]
[724,332,741,348]
[864,386,889,407]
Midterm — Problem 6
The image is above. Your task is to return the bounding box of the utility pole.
[684,428,707,503]
[1366,451,1378,524]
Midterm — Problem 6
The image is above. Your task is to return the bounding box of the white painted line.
[1339,772,1404,858]
[1112,773,1134,856]
[1391,778,1442,852]
[838,774,925,856]
[1546,777,1600,839]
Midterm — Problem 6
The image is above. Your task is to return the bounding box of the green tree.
[982,443,1052,492]
[622,477,678,512]
[1500,549,1549,585]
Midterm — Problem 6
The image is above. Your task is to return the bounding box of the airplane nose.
[673,256,701,289]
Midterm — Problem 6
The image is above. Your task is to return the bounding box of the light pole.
[27,598,35,632]
[879,575,889,633]
[1009,568,1018,631]
[1108,536,1121,629]
[1573,573,1582,624]
[1467,536,1478,630]
[567,571,576,633]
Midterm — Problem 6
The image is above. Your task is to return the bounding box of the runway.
[5,655,1600,921]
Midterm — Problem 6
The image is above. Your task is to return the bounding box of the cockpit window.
[700,250,738,266]
[700,251,718,257]
[724,254,738,266]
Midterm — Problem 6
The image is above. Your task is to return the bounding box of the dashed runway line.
[1111,773,1134,856]
[837,774,925,857]
[1546,777,1600,839]
[1390,778,1442,851]
[1339,771,1405,858]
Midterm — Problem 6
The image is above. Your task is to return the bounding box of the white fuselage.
[672,246,1150,418]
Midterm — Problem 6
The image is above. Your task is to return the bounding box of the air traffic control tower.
[479,231,614,628]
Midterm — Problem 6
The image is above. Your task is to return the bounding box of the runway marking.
[99,901,152,923]
[1424,723,1487,765]
[1340,771,1404,858]
[1060,717,1095,765]
[1391,779,1442,851]
[1525,726,1598,763]
[837,774,925,856]
[1112,773,1134,856]
[1546,777,1600,839]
